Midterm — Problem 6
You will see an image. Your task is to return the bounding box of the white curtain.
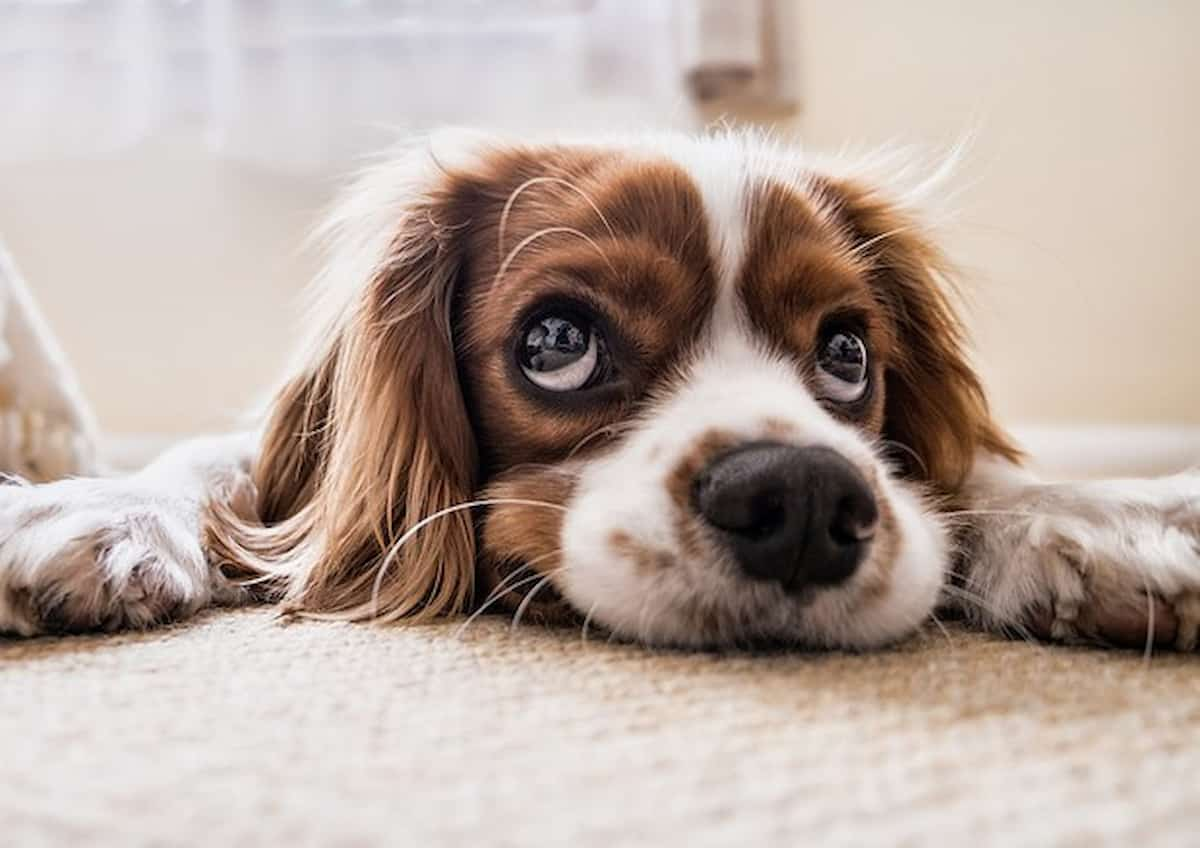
[1,0,791,174]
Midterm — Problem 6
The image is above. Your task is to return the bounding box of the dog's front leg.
[0,432,260,636]
[950,456,1200,651]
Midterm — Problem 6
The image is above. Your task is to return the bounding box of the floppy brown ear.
[829,179,1020,493]
[209,159,480,622]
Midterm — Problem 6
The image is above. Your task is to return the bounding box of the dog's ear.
[209,150,481,621]
[828,179,1020,492]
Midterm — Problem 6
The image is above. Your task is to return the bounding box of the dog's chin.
[555,567,947,652]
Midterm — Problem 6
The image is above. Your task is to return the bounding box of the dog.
[1,129,1197,650]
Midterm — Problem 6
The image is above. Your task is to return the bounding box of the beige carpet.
[2,610,1198,847]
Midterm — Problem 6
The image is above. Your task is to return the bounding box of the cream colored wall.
[793,0,1200,425]
[0,138,326,435]
[1,1,1196,437]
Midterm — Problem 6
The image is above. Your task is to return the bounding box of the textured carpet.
[2,610,1198,847]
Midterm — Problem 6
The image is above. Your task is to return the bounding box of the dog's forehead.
[465,137,869,320]
[650,140,877,341]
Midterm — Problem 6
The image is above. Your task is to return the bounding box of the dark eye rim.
[510,296,631,406]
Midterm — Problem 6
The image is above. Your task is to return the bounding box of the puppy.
[2,130,1197,650]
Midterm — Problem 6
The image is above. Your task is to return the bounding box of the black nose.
[692,442,878,589]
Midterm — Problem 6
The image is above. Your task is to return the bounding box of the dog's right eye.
[518,313,607,392]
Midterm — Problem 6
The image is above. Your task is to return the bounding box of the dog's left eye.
[519,313,604,392]
[815,329,869,403]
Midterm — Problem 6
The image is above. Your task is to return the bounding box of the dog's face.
[216,131,1015,649]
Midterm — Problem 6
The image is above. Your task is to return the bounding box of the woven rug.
[3,609,1196,847]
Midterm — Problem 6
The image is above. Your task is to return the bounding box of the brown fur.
[210,170,482,622]
[666,429,741,563]
[205,138,1017,630]
[740,179,894,433]
[458,158,718,473]
[209,145,721,623]
[818,177,1021,491]
[473,467,580,626]
[608,531,678,576]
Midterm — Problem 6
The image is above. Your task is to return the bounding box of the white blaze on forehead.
[654,135,753,330]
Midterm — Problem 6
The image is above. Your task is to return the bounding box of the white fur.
[653,133,751,307]
[956,459,1200,650]
[0,434,255,636]
[561,329,947,649]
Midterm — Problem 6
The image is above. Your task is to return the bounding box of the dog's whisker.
[493,226,617,288]
[938,582,1044,647]
[497,462,572,477]
[940,509,1042,520]
[878,438,929,478]
[455,554,563,638]
[485,549,562,605]
[580,601,601,645]
[927,612,956,649]
[1118,554,1158,664]
[510,568,567,631]
[844,224,915,262]
[460,567,536,629]
[497,176,617,263]
[370,498,568,620]
[565,422,633,461]
[634,573,664,647]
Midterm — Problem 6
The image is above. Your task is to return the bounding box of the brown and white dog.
[2,130,1198,650]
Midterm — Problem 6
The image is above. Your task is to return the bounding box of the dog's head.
[213,130,1016,649]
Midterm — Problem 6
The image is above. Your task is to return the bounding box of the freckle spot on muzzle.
[609,529,677,574]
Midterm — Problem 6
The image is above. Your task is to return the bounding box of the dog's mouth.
[481,551,831,648]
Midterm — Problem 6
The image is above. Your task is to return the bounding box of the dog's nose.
[692,442,878,589]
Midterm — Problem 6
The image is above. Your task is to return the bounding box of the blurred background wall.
[793,1,1200,432]
[1,0,1196,444]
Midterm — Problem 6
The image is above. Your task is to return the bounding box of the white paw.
[0,475,251,636]
[965,471,1200,651]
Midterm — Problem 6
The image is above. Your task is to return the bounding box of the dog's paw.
[1025,515,1200,651]
[964,471,1200,651]
[0,476,251,636]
